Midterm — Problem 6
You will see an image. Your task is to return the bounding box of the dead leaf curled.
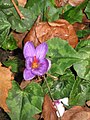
[42,94,58,120]
[24,19,78,48]
[0,63,13,112]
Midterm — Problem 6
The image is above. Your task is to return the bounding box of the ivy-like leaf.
[69,77,90,106]
[75,40,90,51]
[42,70,75,99]
[43,0,62,21]
[8,6,37,33]
[7,81,44,120]
[50,70,75,99]
[2,34,17,50]
[47,38,90,80]
[85,1,90,19]
[63,0,88,24]
[0,11,17,50]
[74,45,90,80]
[7,0,45,33]
[3,57,24,72]
[76,29,90,38]
[0,11,11,47]
[25,0,44,16]
[47,38,79,75]
[0,0,14,9]
[63,8,83,24]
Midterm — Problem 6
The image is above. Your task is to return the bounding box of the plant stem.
[44,76,61,119]
[44,76,54,101]
[11,0,25,19]
[47,73,58,81]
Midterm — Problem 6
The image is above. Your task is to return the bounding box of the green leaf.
[63,0,88,24]
[0,11,10,32]
[74,60,90,80]
[8,6,37,33]
[74,43,90,80]
[43,0,62,21]
[7,81,44,120]
[8,0,45,33]
[0,29,9,47]
[0,11,17,50]
[2,34,17,50]
[47,38,78,58]
[26,0,44,16]
[69,77,90,106]
[74,45,90,80]
[76,40,90,51]
[64,8,83,23]
[76,29,90,38]
[0,0,14,9]
[47,38,79,75]
[47,38,90,80]
[48,70,75,99]
[85,1,90,19]
[3,57,24,72]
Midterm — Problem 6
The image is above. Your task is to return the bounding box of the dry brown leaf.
[0,63,13,112]
[68,0,85,6]
[17,0,27,7]
[86,101,90,107]
[61,106,84,120]
[12,31,28,48]
[42,94,58,120]
[73,22,86,32]
[20,80,31,89]
[82,14,90,24]
[61,106,90,120]
[87,35,90,39]
[24,19,78,48]
[71,111,90,120]
[54,0,68,7]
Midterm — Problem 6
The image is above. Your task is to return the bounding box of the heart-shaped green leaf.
[7,81,44,120]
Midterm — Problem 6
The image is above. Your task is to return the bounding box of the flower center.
[32,56,39,69]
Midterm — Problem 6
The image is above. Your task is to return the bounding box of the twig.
[47,73,58,81]
[11,0,25,19]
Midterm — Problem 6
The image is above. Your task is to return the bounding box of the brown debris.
[86,101,90,107]
[12,31,28,48]
[17,0,27,7]
[54,0,85,7]
[73,22,86,32]
[68,0,85,6]
[20,80,31,89]
[54,0,68,7]
[24,19,78,48]
[0,63,13,112]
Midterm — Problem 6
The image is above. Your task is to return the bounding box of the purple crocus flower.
[23,41,51,80]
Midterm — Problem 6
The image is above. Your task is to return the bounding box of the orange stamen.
[32,56,39,69]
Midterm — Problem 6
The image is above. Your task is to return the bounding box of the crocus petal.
[23,42,36,58]
[25,57,33,69]
[55,102,65,117]
[23,69,35,80]
[54,97,69,117]
[60,98,68,106]
[32,58,49,76]
[36,42,48,59]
